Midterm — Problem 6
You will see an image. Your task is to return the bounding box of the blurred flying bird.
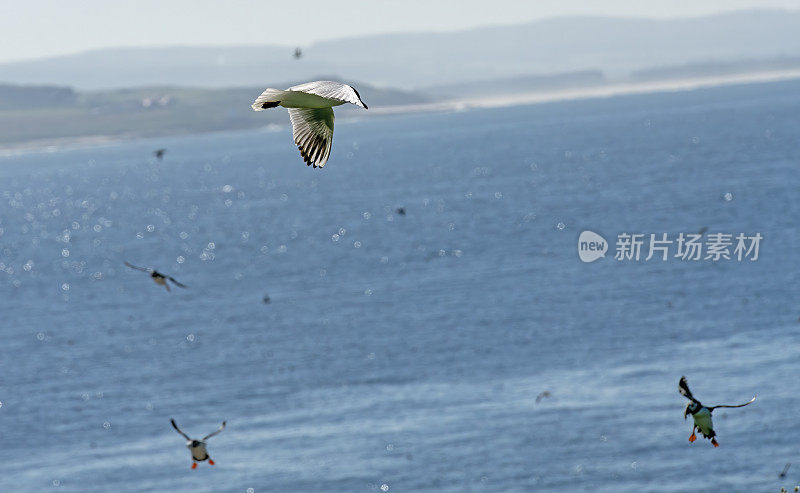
[396,207,406,216]
[251,81,368,168]
[779,463,791,478]
[535,391,551,404]
[124,262,187,292]
[698,226,708,235]
[154,149,166,160]
[293,47,302,59]
[263,294,271,304]
[171,419,225,469]
[679,376,756,447]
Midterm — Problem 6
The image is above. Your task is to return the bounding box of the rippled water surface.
[1,80,799,492]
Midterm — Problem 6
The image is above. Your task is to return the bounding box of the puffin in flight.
[170,419,226,469]
[124,262,187,292]
[678,376,756,447]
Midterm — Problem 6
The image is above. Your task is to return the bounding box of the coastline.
[2,68,799,157]
[370,69,800,115]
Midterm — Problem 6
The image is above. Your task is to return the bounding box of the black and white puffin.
[170,419,226,469]
[678,376,756,447]
[124,262,187,292]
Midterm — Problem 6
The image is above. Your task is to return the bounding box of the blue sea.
[1,80,799,492]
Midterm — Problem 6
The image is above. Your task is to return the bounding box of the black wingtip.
[350,86,367,109]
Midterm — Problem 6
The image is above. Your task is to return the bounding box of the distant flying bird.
[678,376,756,447]
[171,419,225,469]
[124,262,187,292]
[154,149,166,160]
[251,80,368,168]
[396,207,406,216]
[779,463,791,478]
[697,226,708,236]
[262,294,271,304]
[535,391,551,404]
[293,47,302,59]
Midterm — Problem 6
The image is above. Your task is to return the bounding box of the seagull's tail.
[252,89,288,111]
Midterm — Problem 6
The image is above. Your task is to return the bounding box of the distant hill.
[630,56,800,81]
[0,10,798,90]
[0,84,76,110]
[424,70,606,100]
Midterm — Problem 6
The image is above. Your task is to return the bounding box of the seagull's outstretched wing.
[678,376,699,403]
[170,419,191,441]
[168,277,187,289]
[288,108,334,168]
[288,81,368,108]
[203,421,226,441]
[251,88,288,110]
[125,262,152,273]
[710,395,756,411]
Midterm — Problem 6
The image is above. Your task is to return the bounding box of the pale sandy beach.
[370,68,800,115]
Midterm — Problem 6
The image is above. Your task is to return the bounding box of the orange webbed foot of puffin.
[688,433,697,443]
[208,459,215,465]
[711,438,719,447]
[191,462,198,469]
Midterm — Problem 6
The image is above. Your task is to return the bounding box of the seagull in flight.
[293,47,302,59]
[251,80,368,168]
[124,262,187,292]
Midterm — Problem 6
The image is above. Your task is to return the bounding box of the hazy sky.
[1,0,799,63]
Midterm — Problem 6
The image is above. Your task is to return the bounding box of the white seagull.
[251,80,368,168]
